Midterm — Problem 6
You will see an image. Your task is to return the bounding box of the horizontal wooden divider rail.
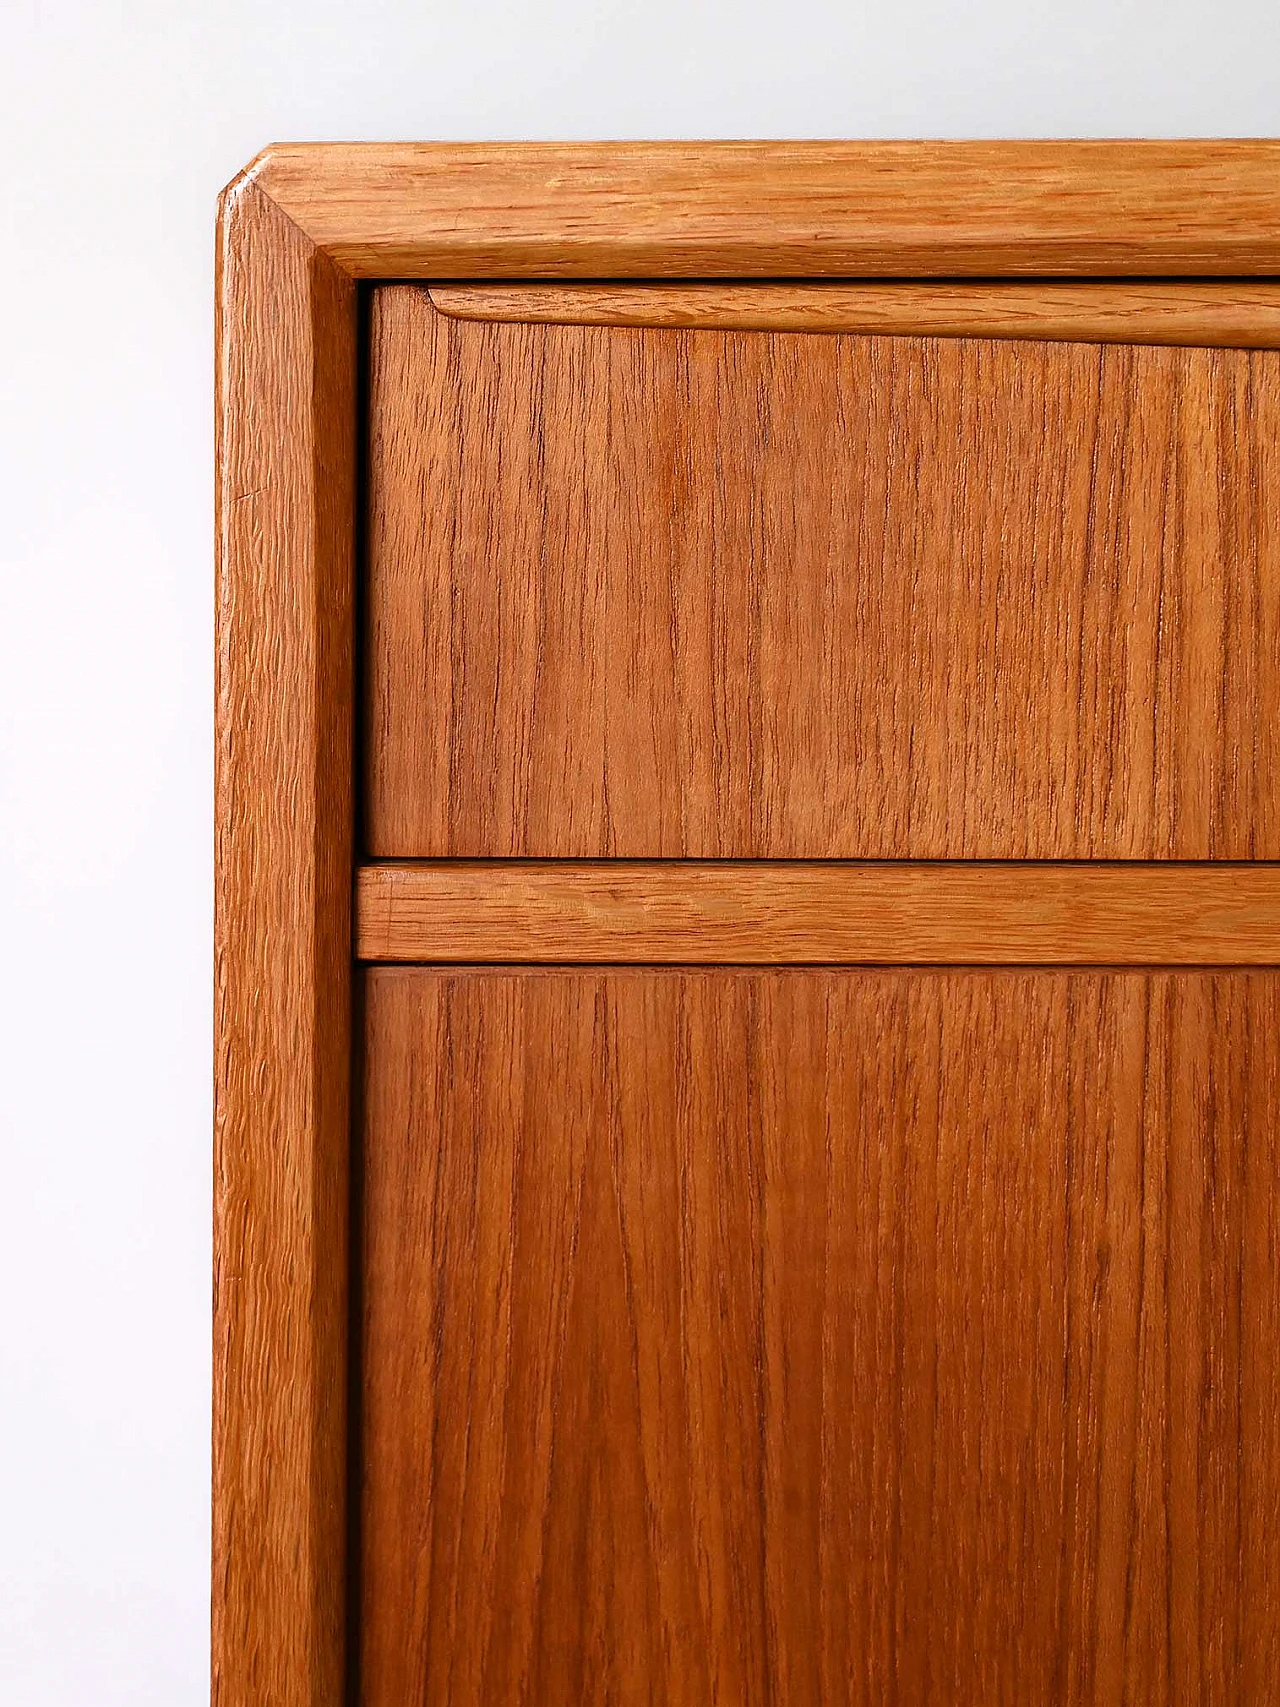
[355,861,1280,964]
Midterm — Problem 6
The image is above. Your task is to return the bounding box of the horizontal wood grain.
[366,286,1280,860]
[250,140,1280,276]
[360,966,1280,1706]
[430,279,1280,348]
[355,861,1280,964]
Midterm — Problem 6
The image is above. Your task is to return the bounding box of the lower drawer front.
[359,967,1280,1707]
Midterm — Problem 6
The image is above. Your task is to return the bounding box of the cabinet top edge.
[225,140,1280,279]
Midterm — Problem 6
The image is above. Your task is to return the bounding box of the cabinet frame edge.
[212,139,1280,1707]
[248,139,1280,277]
[214,171,356,1707]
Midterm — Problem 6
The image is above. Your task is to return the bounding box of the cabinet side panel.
[359,967,1280,1707]
[213,179,357,1707]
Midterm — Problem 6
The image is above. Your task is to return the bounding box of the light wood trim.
[428,279,1280,348]
[214,173,356,1707]
[355,863,1280,966]
[249,140,1280,277]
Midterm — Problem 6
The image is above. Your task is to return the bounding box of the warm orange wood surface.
[360,967,1280,1707]
[251,140,1280,276]
[217,143,1280,1707]
[214,177,355,1707]
[366,286,1280,860]
[355,860,1280,964]
[430,279,1280,348]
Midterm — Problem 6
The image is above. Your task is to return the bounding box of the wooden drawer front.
[360,967,1280,1707]
[365,287,1280,859]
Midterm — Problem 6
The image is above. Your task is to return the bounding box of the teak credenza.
[214,142,1280,1707]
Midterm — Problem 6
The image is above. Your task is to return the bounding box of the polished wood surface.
[249,140,1280,276]
[366,286,1280,860]
[213,175,356,1707]
[431,279,1280,348]
[355,860,1280,964]
[360,967,1280,1707]
[216,141,1280,1706]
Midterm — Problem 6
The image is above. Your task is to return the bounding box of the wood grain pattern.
[366,286,1280,860]
[360,966,1280,1707]
[216,142,1280,1705]
[430,279,1280,348]
[354,860,1280,964]
[250,140,1280,276]
[214,172,356,1707]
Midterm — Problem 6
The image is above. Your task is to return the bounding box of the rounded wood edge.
[243,140,1280,278]
[426,280,1280,348]
[214,175,357,1707]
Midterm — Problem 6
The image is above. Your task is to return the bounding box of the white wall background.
[1,2,1278,1701]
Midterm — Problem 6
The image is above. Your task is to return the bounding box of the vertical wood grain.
[216,145,1280,1707]
[213,176,356,1707]
[365,286,1280,859]
[359,967,1280,1707]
